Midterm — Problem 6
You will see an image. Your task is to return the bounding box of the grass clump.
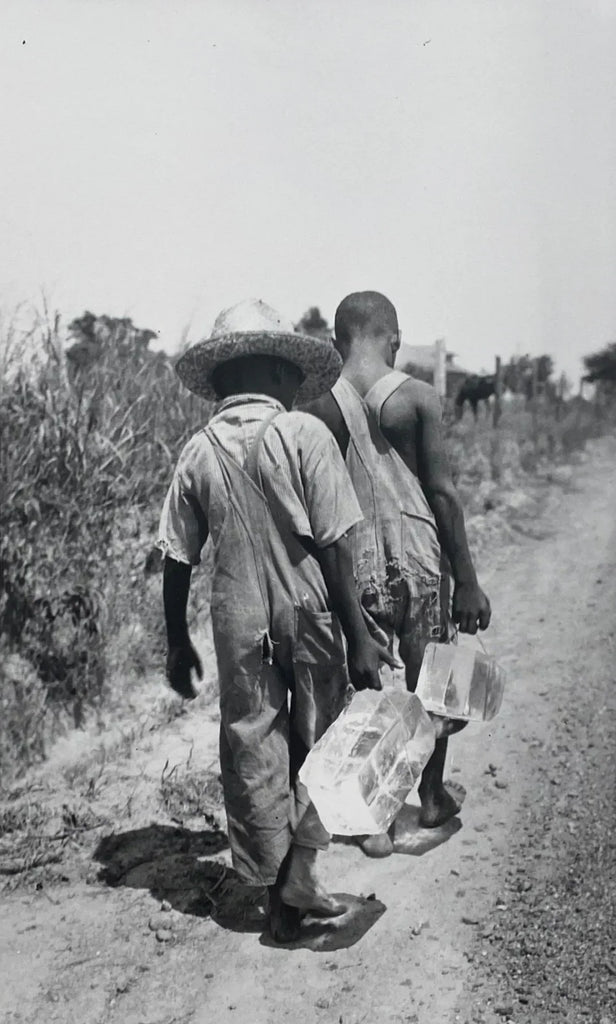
[0,308,208,779]
[160,759,224,826]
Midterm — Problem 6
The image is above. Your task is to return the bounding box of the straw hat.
[175,298,342,403]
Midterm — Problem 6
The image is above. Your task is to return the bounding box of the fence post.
[532,360,540,453]
[493,355,503,428]
[433,338,446,401]
[556,372,565,422]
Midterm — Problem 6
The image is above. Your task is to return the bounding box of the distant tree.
[502,354,555,399]
[502,356,531,394]
[583,342,616,384]
[557,372,572,400]
[536,355,554,384]
[66,312,158,372]
[398,360,433,385]
[295,306,331,339]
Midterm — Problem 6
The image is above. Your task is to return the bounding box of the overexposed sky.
[1,0,615,381]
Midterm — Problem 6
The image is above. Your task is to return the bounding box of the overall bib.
[203,417,348,886]
[332,373,448,681]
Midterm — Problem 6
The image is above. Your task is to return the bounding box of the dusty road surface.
[1,438,615,1024]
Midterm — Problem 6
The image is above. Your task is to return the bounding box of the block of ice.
[298,689,436,836]
[416,642,506,722]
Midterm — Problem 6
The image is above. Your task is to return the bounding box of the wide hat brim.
[175,331,342,403]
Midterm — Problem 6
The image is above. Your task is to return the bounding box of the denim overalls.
[201,407,349,885]
[332,373,448,682]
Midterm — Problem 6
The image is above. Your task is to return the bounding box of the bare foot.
[428,713,468,739]
[355,829,395,859]
[280,881,346,917]
[419,784,462,829]
[280,845,347,917]
[267,886,302,943]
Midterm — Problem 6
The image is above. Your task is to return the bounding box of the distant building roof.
[395,342,471,376]
[396,343,435,370]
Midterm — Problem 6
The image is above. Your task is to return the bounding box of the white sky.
[1,0,615,381]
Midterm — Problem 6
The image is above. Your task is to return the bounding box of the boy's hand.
[348,637,403,692]
[166,642,203,700]
[452,581,491,634]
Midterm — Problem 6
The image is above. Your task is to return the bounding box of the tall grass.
[0,311,207,781]
[445,396,603,514]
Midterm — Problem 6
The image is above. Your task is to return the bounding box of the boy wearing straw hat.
[157,299,398,942]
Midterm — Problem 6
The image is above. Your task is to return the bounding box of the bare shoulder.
[299,391,348,455]
[301,392,342,433]
[381,376,441,429]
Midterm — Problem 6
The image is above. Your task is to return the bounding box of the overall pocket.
[293,606,346,667]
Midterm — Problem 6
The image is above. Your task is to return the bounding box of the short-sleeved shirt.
[157,394,363,572]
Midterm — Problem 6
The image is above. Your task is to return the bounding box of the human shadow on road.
[94,824,385,949]
[94,822,233,910]
[95,823,271,931]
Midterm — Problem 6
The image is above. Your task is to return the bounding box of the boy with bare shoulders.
[306,291,491,856]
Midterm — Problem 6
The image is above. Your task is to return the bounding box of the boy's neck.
[340,346,394,398]
[217,391,288,411]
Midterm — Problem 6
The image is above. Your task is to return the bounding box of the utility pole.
[493,355,503,428]
[532,359,540,453]
[433,338,447,400]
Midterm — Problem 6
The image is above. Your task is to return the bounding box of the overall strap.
[331,377,371,438]
[242,411,281,482]
[204,428,276,622]
[203,410,280,506]
[364,370,410,427]
[205,415,299,624]
[331,377,377,479]
[204,411,292,572]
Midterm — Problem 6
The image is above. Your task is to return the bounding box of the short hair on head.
[334,291,398,346]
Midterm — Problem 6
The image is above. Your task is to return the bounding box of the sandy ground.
[1,438,615,1024]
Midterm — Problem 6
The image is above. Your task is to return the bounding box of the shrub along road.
[0,438,615,1024]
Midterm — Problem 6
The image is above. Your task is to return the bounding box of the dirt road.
[1,439,615,1024]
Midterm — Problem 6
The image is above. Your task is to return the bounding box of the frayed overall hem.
[228,823,294,888]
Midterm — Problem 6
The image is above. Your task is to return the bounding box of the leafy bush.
[0,654,49,779]
[1,310,207,770]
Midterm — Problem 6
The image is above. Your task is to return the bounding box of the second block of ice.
[416,641,506,722]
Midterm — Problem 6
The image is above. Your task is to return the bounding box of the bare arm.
[303,392,350,457]
[316,533,401,689]
[417,393,491,633]
[163,556,203,698]
[163,557,192,646]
